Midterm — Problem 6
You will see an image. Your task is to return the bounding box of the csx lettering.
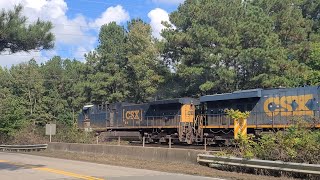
[264,94,314,116]
[125,110,140,120]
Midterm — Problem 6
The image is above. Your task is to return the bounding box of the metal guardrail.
[0,144,48,151]
[197,154,320,175]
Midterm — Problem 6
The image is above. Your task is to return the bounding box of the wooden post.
[169,136,172,149]
[118,136,120,146]
[143,136,145,147]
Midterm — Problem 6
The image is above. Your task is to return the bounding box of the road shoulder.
[24,150,290,180]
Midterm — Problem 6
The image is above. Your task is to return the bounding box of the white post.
[49,125,52,143]
[96,136,99,144]
[118,136,120,146]
[204,138,207,151]
[143,136,145,147]
[169,136,172,149]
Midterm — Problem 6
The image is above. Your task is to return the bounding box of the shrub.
[53,124,95,144]
[236,118,320,164]
[1,123,47,145]
[225,109,250,120]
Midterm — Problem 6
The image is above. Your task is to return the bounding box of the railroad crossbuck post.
[233,118,247,139]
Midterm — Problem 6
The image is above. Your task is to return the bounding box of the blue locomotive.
[78,86,320,144]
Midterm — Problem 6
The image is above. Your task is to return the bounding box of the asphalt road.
[0,152,224,180]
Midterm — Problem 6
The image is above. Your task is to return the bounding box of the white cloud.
[0,1,130,66]
[0,0,89,65]
[42,49,58,59]
[0,0,21,10]
[90,5,130,28]
[72,36,97,61]
[18,0,90,46]
[0,51,43,67]
[152,0,185,5]
[53,15,90,45]
[148,8,172,39]
[24,0,47,11]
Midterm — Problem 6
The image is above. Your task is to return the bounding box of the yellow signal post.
[234,118,247,139]
[226,109,249,140]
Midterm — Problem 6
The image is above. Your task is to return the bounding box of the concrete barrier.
[48,142,206,164]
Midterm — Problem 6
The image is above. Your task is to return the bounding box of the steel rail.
[197,154,320,175]
[0,144,48,151]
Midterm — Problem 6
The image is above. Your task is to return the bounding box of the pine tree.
[0,5,54,53]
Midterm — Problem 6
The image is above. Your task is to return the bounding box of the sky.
[0,0,184,67]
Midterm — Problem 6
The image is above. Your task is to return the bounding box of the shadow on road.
[0,161,45,171]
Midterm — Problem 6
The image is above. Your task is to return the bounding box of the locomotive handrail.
[0,144,48,151]
[145,115,179,118]
[197,154,320,175]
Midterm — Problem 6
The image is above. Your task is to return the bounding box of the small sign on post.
[46,124,56,142]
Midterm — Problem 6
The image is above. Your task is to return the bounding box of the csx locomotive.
[78,86,320,144]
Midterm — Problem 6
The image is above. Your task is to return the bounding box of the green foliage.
[236,119,320,164]
[1,1,320,143]
[0,5,54,53]
[0,94,27,136]
[308,42,320,70]
[9,60,46,124]
[86,22,129,103]
[126,19,166,103]
[161,0,320,96]
[8,124,47,145]
[85,20,167,103]
[0,57,88,142]
[225,109,250,120]
[53,125,94,143]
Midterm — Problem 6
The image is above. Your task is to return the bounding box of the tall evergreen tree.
[86,22,129,103]
[0,5,54,53]
[9,60,46,124]
[126,19,166,103]
[161,0,317,96]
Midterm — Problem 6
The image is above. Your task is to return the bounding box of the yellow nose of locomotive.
[181,103,195,123]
